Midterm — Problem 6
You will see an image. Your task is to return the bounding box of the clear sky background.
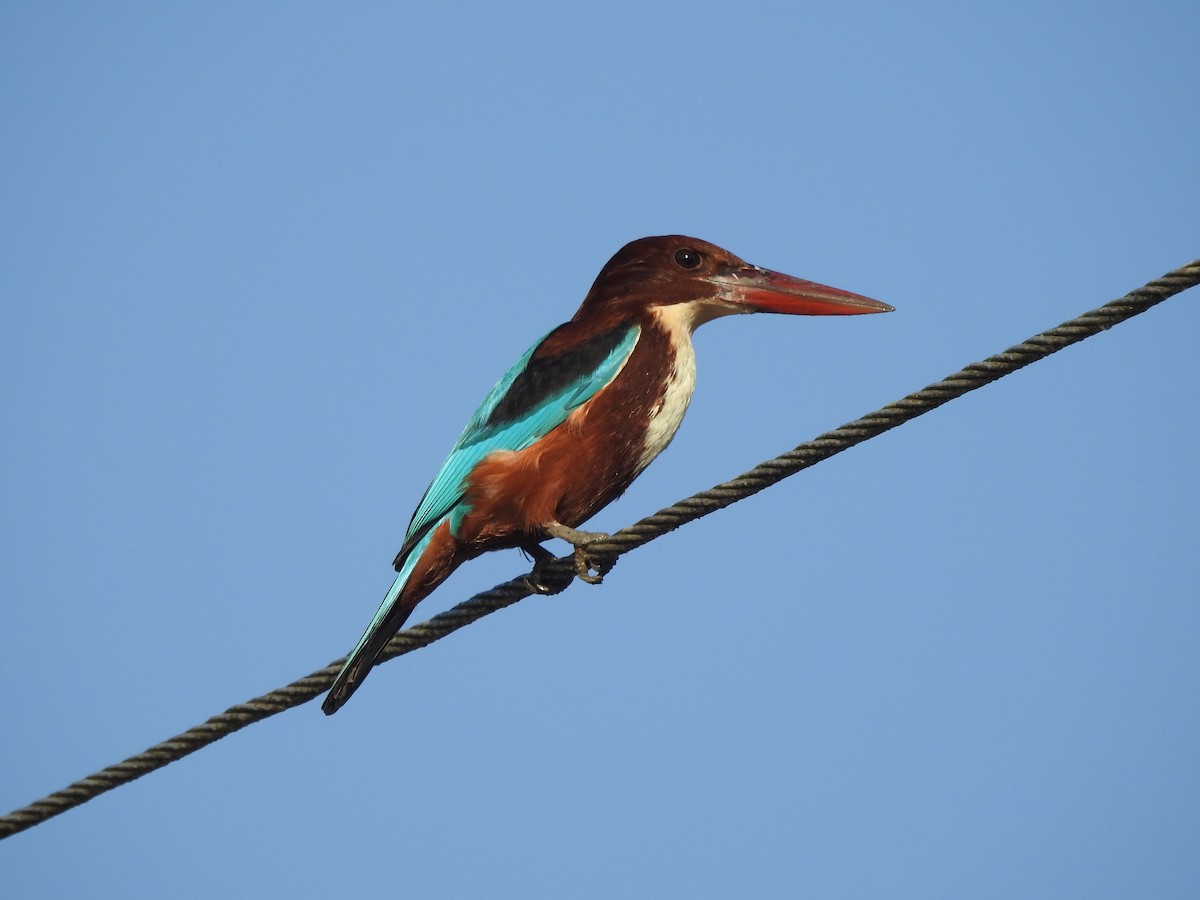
[2,3,1198,897]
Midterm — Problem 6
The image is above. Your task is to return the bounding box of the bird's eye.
[674,248,703,270]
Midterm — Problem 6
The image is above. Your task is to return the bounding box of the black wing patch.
[485,323,635,428]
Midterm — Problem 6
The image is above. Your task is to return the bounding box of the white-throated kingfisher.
[322,235,892,714]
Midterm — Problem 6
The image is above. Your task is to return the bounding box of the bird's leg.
[521,542,573,595]
[544,522,611,585]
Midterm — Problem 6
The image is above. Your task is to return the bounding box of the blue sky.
[2,3,1198,897]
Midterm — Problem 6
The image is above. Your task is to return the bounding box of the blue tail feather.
[321,528,437,715]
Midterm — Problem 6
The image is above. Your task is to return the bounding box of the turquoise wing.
[394,322,641,567]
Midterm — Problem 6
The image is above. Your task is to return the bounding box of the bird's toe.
[572,544,611,584]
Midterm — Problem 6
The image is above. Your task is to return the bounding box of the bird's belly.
[462,409,651,541]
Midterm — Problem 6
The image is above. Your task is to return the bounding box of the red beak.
[711,266,893,316]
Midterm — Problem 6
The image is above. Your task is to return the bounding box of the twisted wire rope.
[2,258,1196,840]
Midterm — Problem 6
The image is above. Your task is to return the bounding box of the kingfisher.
[322,235,892,714]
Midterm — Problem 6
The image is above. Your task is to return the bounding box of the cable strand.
[2,258,1196,840]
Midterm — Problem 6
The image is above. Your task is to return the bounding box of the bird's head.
[576,235,892,329]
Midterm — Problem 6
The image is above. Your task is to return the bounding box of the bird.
[322,235,892,714]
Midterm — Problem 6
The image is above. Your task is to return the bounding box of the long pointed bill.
[711,266,893,316]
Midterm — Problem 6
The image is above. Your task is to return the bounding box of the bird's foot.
[572,546,607,584]
[543,523,612,585]
[521,543,573,595]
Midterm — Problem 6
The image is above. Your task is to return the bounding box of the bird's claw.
[521,543,570,595]
[523,574,554,595]
[524,545,610,590]
[533,525,614,586]
[524,558,574,595]
[573,546,606,584]
[567,531,612,584]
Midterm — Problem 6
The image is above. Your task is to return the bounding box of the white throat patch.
[636,303,707,472]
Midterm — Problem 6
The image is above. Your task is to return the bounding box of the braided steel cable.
[2,258,1196,840]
